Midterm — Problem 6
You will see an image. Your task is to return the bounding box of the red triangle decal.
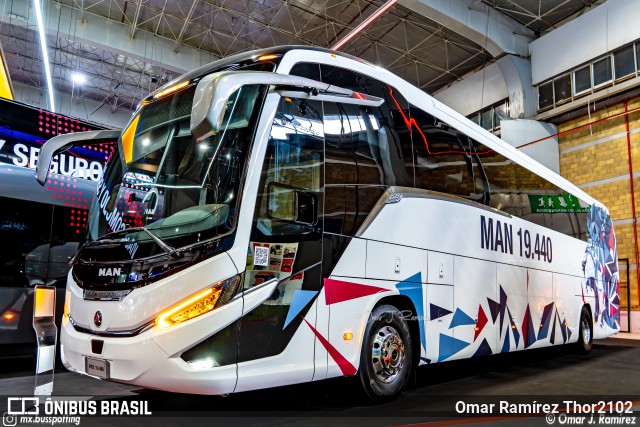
[610,303,619,317]
[609,228,615,249]
[324,278,389,305]
[474,304,488,341]
[303,318,356,376]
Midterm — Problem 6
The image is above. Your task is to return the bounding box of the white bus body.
[36,46,620,400]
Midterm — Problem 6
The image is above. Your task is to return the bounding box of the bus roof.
[149,46,601,210]
[147,46,368,103]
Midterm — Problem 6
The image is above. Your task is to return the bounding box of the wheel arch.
[371,295,422,370]
[582,302,593,324]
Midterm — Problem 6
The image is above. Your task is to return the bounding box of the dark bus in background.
[0,98,114,356]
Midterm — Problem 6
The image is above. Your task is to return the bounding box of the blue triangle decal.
[437,333,469,362]
[283,290,318,329]
[537,302,554,341]
[501,330,510,353]
[396,273,425,347]
[430,303,452,320]
[449,308,475,329]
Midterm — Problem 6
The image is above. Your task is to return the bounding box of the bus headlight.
[155,275,241,329]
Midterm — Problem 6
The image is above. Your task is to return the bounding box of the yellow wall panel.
[0,49,13,101]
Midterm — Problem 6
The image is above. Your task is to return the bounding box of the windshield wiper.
[141,227,176,256]
[86,226,177,257]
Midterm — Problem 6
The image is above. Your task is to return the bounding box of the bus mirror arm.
[190,71,383,141]
[35,129,122,185]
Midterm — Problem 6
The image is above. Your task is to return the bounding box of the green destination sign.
[528,194,589,214]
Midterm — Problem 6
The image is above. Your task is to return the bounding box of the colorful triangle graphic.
[474,305,488,342]
[559,314,568,343]
[449,308,475,329]
[472,338,493,358]
[430,303,452,320]
[303,318,356,376]
[537,302,555,341]
[610,303,619,318]
[487,298,500,323]
[508,307,520,348]
[437,333,469,362]
[324,278,388,305]
[501,330,511,353]
[395,273,425,347]
[522,305,537,348]
[499,286,508,331]
[283,290,318,329]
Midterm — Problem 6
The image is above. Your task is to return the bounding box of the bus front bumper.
[59,317,238,395]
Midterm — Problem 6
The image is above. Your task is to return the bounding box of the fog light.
[189,358,215,369]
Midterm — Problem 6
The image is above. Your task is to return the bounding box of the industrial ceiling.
[0,0,603,124]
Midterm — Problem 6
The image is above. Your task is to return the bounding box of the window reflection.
[253,97,323,238]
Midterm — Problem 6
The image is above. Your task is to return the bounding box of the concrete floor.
[1,335,639,426]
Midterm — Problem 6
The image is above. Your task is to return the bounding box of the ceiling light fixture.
[72,73,86,85]
[33,0,56,112]
[331,0,398,51]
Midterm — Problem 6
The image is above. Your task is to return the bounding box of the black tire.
[576,306,593,354]
[358,304,413,403]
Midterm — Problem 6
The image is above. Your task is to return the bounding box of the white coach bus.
[35,46,620,401]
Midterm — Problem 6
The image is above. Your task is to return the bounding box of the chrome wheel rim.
[371,325,405,383]
[582,316,591,345]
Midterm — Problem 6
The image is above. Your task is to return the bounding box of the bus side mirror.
[35,129,122,185]
[266,181,317,226]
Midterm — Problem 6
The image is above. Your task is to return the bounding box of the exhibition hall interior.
[0,0,639,425]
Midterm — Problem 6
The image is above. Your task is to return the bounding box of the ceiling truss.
[0,0,602,125]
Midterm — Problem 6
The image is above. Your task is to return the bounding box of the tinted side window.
[251,97,324,240]
[324,102,385,186]
[478,141,588,241]
[324,101,386,235]
[289,63,321,81]
[320,64,414,187]
[411,105,487,202]
[411,106,588,240]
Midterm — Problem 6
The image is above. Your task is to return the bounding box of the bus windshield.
[84,83,265,260]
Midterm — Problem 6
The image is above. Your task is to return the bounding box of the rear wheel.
[576,307,593,354]
[358,305,413,402]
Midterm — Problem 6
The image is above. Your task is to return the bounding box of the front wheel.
[576,307,593,354]
[358,304,413,402]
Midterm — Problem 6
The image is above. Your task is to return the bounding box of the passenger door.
[235,96,325,392]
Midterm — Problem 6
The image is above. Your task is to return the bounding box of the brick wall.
[558,96,640,311]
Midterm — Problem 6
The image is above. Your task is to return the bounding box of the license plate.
[85,357,109,379]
